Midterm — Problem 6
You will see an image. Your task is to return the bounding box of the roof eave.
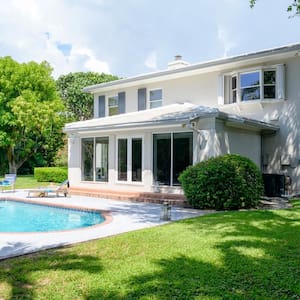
[83,43,300,94]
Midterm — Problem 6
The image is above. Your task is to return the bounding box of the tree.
[0,57,65,174]
[56,72,119,121]
[250,0,300,16]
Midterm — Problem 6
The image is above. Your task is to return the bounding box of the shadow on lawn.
[89,209,300,299]
[0,249,102,299]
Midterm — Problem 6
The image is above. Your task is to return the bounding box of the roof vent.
[168,55,190,70]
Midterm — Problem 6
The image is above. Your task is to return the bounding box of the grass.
[0,175,52,189]
[0,201,299,299]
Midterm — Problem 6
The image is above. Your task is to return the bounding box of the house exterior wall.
[67,118,263,193]
[69,46,300,194]
[220,56,300,192]
[93,72,219,117]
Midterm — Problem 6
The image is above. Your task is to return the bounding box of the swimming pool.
[0,200,105,232]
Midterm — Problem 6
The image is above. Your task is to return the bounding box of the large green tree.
[0,57,65,174]
[56,72,119,121]
[250,0,300,16]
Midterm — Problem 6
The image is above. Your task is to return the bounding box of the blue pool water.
[0,200,105,232]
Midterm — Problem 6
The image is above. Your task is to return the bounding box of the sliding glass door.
[82,137,109,182]
[153,132,193,186]
[117,137,143,183]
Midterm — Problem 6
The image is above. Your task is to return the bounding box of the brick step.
[69,187,189,207]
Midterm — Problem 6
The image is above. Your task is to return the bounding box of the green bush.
[179,154,263,210]
[34,167,68,183]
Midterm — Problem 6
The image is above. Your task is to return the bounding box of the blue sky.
[0,0,299,78]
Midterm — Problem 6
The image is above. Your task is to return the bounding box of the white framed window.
[221,64,285,105]
[108,95,118,116]
[116,136,143,183]
[263,70,276,99]
[81,137,109,182]
[149,89,162,109]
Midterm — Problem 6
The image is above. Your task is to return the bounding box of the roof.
[64,103,279,134]
[83,43,300,93]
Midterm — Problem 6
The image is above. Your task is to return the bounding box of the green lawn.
[0,201,299,299]
[0,175,52,189]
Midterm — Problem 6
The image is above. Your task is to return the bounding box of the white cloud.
[71,47,110,74]
[0,0,110,78]
[144,51,158,70]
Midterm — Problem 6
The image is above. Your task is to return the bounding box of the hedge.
[179,154,264,210]
[34,167,68,183]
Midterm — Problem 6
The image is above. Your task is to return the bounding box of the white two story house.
[64,43,300,196]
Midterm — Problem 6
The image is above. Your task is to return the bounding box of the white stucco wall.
[80,52,300,193]
[219,56,300,192]
[93,71,219,116]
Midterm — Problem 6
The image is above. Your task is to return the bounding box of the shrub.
[179,154,263,210]
[34,167,68,183]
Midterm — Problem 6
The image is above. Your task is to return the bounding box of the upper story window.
[97,92,126,118]
[263,70,276,99]
[149,89,163,109]
[108,95,119,116]
[220,64,285,105]
[240,71,260,101]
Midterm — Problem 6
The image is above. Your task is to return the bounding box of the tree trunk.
[7,146,17,174]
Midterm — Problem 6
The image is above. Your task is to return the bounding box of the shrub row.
[34,167,68,183]
[179,154,263,210]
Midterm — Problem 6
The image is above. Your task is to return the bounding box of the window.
[240,71,260,101]
[117,137,143,182]
[153,132,193,186]
[95,137,109,182]
[222,65,285,105]
[132,138,142,182]
[108,95,119,116]
[149,89,162,109]
[264,70,276,99]
[82,137,109,182]
[82,138,94,181]
[231,76,237,103]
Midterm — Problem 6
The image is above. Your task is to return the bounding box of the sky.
[0,0,299,79]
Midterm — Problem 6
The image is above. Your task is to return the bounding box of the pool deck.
[0,190,214,260]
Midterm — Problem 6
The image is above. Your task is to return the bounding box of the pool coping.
[0,191,212,260]
[0,197,113,234]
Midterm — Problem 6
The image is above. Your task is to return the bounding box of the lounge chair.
[0,174,17,192]
[27,180,69,198]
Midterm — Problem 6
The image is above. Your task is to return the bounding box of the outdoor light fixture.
[160,200,171,221]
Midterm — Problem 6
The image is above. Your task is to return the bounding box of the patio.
[0,190,212,260]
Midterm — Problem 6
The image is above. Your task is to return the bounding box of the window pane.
[82,138,94,181]
[264,86,276,99]
[150,100,162,109]
[241,87,260,101]
[232,90,237,103]
[240,72,260,88]
[264,70,276,85]
[150,89,162,101]
[173,132,193,185]
[118,139,127,181]
[231,76,237,90]
[109,106,119,116]
[95,137,108,182]
[132,138,142,182]
[153,134,171,185]
[108,96,118,116]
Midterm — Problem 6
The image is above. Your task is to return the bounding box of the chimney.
[167,55,190,70]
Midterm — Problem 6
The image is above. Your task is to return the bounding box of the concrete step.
[69,187,189,207]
